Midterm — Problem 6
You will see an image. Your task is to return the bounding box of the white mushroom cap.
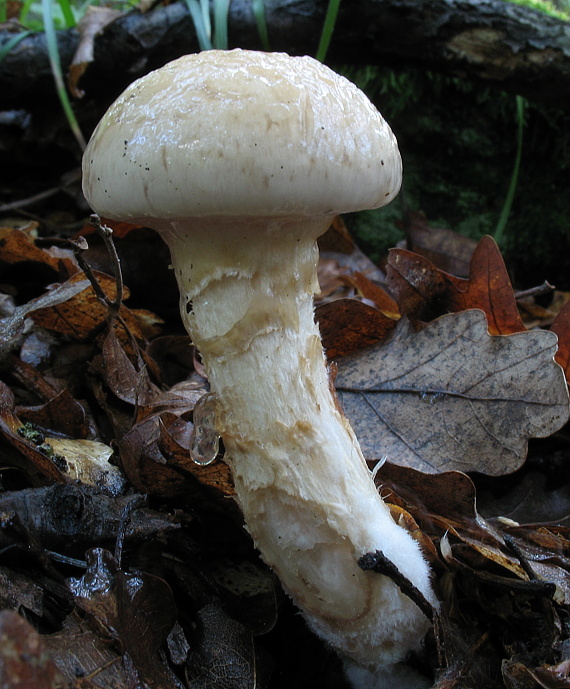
[82,49,402,222]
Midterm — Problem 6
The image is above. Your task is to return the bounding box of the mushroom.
[82,49,437,675]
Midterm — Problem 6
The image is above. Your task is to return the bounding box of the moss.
[341,66,570,289]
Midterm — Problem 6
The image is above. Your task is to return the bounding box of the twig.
[70,214,124,330]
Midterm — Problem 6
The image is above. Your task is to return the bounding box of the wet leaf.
[317,298,397,360]
[102,329,159,406]
[335,310,569,475]
[387,237,526,336]
[444,236,526,336]
[67,548,180,688]
[0,610,70,689]
[186,602,270,689]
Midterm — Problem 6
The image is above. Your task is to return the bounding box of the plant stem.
[42,0,86,150]
[316,0,342,62]
[252,0,271,51]
[184,0,213,50]
[494,95,526,244]
[213,0,230,49]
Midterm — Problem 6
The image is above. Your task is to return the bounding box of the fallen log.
[1,0,570,110]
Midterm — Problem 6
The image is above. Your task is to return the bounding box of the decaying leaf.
[399,210,477,277]
[43,437,126,497]
[0,224,77,277]
[186,602,271,689]
[31,271,147,346]
[0,610,70,689]
[551,297,570,382]
[387,236,526,335]
[69,6,122,98]
[0,277,91,359]
[335,309,569,475]
[317,298,397,359]
[0,484,180,552]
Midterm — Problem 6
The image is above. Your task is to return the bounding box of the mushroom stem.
[158,214,436,668]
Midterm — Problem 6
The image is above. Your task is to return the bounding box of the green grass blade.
[493,95,526,245]
[184,0,213,50]
[42,0,86,150]
[316,0,342,62]
[200,0,211,43]
[0,0,7,24]
[213,0,230,49]
[56,0,76,28]
[252,0,271,51]
[18,0,35,26]
[0,31,33,64]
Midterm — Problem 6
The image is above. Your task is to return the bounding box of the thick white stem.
[158,216,435,668]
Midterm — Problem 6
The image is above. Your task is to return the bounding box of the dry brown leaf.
[444,236,526,336]
[0,380,71,484]
[68,6,123,98]
[551,297,570,383]
[399,210,477,277]
[335,309,569,475]
[31,271,150,349]
[0,224,77,277]
[0,610,71,689]
[0,278,91,359]
[317,298,397,360]
[387,237,526,336]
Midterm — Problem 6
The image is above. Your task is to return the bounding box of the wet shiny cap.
[82,49,402,222]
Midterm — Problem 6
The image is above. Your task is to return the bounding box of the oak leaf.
[335,309,569,475]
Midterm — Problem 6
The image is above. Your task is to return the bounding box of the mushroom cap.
[82,49,402,222]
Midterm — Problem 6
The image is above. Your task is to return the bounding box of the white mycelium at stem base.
[82,49,437,670]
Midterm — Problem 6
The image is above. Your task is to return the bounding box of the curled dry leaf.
[387,236,526,336]
[69,6,122,98]
[31,271,148,346]
[0,224,77,277]
[443,236,526,336]
[0,278,91,360]
[335,309,570,475]
[0,380,71,484]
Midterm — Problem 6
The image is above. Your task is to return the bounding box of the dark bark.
[1,0,570,111]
